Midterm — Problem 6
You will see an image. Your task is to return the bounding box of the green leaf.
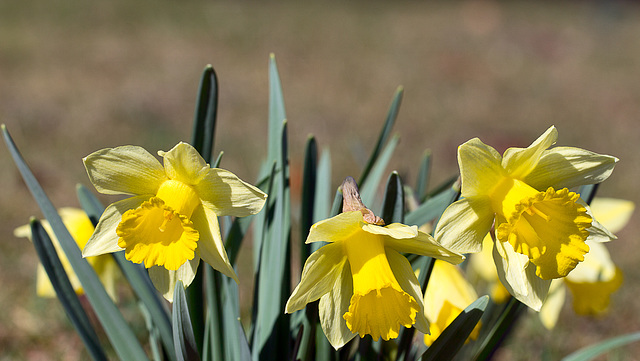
[30,219,108,361]
[561,331,640,361]
[404,178,458,227]
[578,183,598,205]
[191,64,219,164]
[313,149,332,223]
[359,86,403,185]
[173,281,201,361]
[2,125,149,361]
[204,267,224,361]
[77,184,177,361]
[381,171,404,224]
[415,150,432,203]
[252,121,291,360]
[471,297,526,361]
[267,53,287,165]
[360,135,400,210]
[300,135,318,260]
[421,296,489,361]
[221,275,252,361]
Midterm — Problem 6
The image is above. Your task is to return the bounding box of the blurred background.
[1,0,639,359]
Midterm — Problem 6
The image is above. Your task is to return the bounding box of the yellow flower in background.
[285,177,464,350]
[435,126,618,310]
[83,142,267,301]
[539,198,632,329]
[14,208,118,300]
[423,260,481,346]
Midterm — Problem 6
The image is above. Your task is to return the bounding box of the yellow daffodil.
[467,235,511,304]
[82,142,267,301]
[435,126,618,310]
[539,198,632,329]
[286,177,464,349]
[423,260,481,346]
[14,208,119,300]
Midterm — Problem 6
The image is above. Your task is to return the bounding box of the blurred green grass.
[2,0,640,359]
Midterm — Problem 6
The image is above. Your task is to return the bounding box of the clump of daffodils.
[286,177,464,349]
[435,126,618,309]
[82,142,267,301]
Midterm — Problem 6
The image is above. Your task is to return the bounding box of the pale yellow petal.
[580,200,617,243]
[524,147,618,190]
[434,196,494,254]
[196,168,267,217]
[502,126,557,179]
[83,146,166,196]
[318,262,356,350]
[306,211,363,244]
[83,196,148,257]
[193,206,238,283]
[148,256,200,302]
[386,248,429,334]
[493,241,551,311]
[361,223,417,239]
[539,279,566,330]
[384,230,464,264]
[589,198,635,233]
[286,242,347,313]
[566,240,616,283]
[159,142,209,185]
[458,138,505,198]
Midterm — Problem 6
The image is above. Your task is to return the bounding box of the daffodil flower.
[435,126,617,310]
[286,177,464,349]
[539,198,632,329]
[82,142,267,301]
[423,260,481,346]
[14,208,119,300]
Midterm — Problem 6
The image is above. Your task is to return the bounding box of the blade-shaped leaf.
[405,178,459,227]
[421,296,489,361]
[173,281,201,361]
[415,150,432,203]
[381,171,404,224]
[191,64,219,164]
[3,125,148,361]
[360,135,399,209]
[561,331,640,361]
[359,86,403,184]
[30,219,108,361]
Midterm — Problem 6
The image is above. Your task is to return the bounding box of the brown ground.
[1,0,639,359]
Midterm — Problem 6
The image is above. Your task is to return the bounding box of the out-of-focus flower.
[435,126,618,310]
[539,198,633,329]
[467,235,511,304]
[286,177,464,349]
[14,208,119,300]
[82,142,267,301]
[423,260,481,346]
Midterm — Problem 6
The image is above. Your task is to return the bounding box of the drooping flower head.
[83,142,267,301]
[286,177,464,349]
[435,126,617,310]
[423,260,481,346]
[14,208,119,300]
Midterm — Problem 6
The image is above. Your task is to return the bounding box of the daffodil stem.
[186,262,205,355]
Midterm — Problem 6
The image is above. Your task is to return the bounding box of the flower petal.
[286,242,347,313]
[148,256,200,302]
[502,126,557,179]
[458,138,505,198]
[538,279,565,330]
[590,198,635,234]
[361,223,417,239]
[306,211,363,244]
[83,146,166,196]
[318,262,356,350]
[193,206,238,283]
[384,230,464,264]
[386,248,429,334]
[159,142,209,185]
[493,240,551,311]
[580,200,617,243]
[83,196,148,257]
[434,196,495,254]
[195,168,267,217]
[524,147,618,190]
